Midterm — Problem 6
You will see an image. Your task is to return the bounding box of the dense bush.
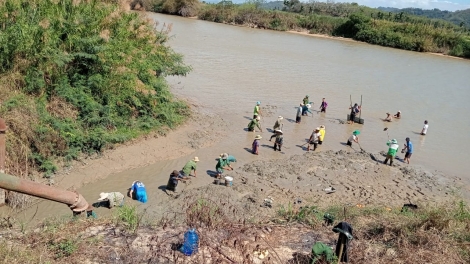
[0,0,191,178]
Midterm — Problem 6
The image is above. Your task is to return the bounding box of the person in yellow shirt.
[318,125,326,145]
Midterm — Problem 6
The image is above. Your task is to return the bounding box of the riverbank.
[142,1,470,59]
[1,191,469,263]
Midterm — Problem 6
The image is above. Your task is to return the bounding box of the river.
[156,13,470,178]
[4,12,470,224]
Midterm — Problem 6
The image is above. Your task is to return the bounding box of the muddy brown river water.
[4,12,470,223]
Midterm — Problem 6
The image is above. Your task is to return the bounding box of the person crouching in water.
[270,116,283,141]
[393,111,401,119]
[216,153,233,178]
[384,139,399,166]
[318,125,326,145]
[128,181,147,203]
[296,103,304,123]
[347,130,360,146]
[252,135,262,155]
[384,112,392,122]
[166,170,188,194]
[248,116,262,132]
[98,192,125,209]
[273,130,283,151]
[307,128,321,151]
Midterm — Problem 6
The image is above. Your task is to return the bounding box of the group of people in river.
[246,96,429,167]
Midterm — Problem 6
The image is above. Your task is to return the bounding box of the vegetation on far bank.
[0,0,190,205]
[0,200,469,263]
[140,0,470,58]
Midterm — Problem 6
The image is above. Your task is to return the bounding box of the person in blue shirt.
[129,181,147,203]
[402,137,413,164]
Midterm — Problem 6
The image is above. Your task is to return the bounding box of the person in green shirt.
[253,101,261,119]
[247,116,262,132]
[384,139,399,166]
[303,95,309,105]
[181,156,199,177]
[216,153,232,178]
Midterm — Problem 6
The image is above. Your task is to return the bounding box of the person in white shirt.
[347,130,360,146]
[307,127,321,151]
[421,120,429,135]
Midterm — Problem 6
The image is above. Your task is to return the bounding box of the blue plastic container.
[179,228,199,256]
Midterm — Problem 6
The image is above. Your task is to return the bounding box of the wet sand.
[4,99,467,225]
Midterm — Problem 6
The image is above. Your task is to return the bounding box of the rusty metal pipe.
[0,172,90,212]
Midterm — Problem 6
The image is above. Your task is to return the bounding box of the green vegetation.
[142,0,470,58]
[378,6,470,29]
[115,204,143,233]
[0,201,469,263]
[275,201,470,262]
[0,0,190,180]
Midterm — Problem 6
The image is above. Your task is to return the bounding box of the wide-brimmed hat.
[98,192,109,201]
[300,103,304,106]
[398,110,401,113]
[314,127,320,131]
[274,130,283,135]
[221,153,228,159]
[256,101,261,105]
[353,130,360,135]
[255,135,262,140]
[320,125,325,129]
[256,116,261,120]
[278,116,283,120]
[391,139,398,144]
[386,112,390,115]
[305,95,309,97]
[306,104,312,109]
[193,157,199,162]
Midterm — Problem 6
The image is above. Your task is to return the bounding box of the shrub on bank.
[0,0,190,185]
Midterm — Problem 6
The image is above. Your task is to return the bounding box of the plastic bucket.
[224,176,233,187]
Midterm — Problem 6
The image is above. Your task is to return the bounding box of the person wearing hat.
[166,170,187,193]
[302,103,313,116]
[296,103,304,123]
[181,157,199,177]
[384,112,392,122]
[128,181,147,203]
[347,130,360,146]
[319,98,328,113]
[401,137,413,164]
[307,128,321,151]
[253,101,262,119]
[247,116,262,132]
[216,153,232,178]
[270,116,284,141]
[393,111,401,119]
[384,139,399,166]
[98,192,125,209]
[252,135,262,155]
[348,103,361,124]
[303,95,309,105]
[318,125,326,144]
[273,130,284,151]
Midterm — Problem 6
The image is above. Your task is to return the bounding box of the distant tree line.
[141,0,470,58]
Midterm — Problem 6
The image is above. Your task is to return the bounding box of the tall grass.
[0,0,191,190]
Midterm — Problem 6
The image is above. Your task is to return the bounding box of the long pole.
[0,171,91,213]
[0,118,6,206]
[337,235,345,264]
